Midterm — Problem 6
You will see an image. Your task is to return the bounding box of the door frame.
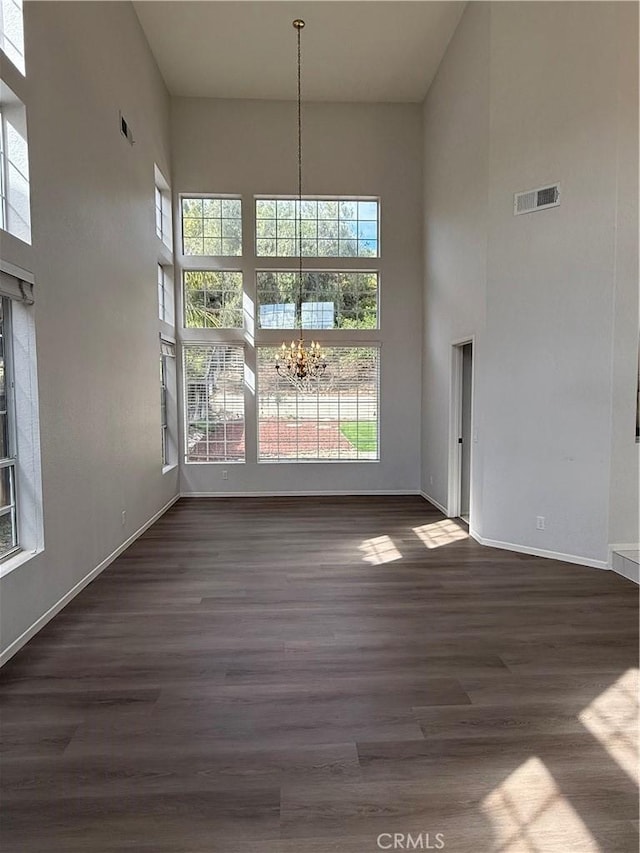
[448,336,475,521]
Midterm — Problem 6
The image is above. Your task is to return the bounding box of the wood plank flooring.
[1,496,638,852]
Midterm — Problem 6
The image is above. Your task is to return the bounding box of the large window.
[257,347,379,461]
[184,345,245,463]
[255,198,379,257]
[0,297,17,556]
[177,193,381,465]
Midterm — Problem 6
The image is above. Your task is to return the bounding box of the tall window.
[254,196,381,463]
[0,0,25,75]
[180,195,246,464]
[154,166,176,469]
[0,81,30,243]
[0,297,17,557]
[178,194,380,465]
[160,339,176,468]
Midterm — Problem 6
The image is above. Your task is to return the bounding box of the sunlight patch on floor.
[359,535,402,565]
[413,519,468,549]
[481,756,599,852]
[578,667,639,784]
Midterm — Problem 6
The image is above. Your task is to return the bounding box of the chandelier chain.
[274,19,327,390]
[297,21,303,332]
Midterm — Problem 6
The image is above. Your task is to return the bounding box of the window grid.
[184,345,245,463]
[255,198,379,258]
[182,197,242,256]
[183,270,243,329]
[0,297,18,558]
[256,271,378,330]
[257,346,379,462]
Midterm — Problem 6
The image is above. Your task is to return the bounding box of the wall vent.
[514,183,560,215]
[119,111,134,146]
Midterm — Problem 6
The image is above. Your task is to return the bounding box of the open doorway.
[449,339,474,524]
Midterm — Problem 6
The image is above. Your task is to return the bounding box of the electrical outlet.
[121,510,127,526]
[222,470,228,481]
[536,516,545,530]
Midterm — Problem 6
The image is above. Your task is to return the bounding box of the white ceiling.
[133,1,466,103]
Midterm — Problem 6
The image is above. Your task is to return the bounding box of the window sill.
[0,546,43,579]
[162,463,178,475]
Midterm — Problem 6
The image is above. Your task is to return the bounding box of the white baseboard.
[609,543,640,584]
[181,490,421,498]
[0,494,180,668]
[469,528,609,571]
[419,491,448,515]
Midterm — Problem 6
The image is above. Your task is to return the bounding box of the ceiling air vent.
[514,183,560,215]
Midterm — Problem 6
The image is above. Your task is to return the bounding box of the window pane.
[182,197,242,256]
[183,271,243,328]
[0,464,13,508]
[0,508,16,554]
[255,198,379,258]
[258,346,379,461]
[256,271,378,330]
[184,345,245,462]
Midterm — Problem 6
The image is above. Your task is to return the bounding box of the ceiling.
[133,1,466,103]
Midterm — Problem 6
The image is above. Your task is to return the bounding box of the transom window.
[184,344,245,463]
[182,197,242,256]
[257,346,379,462]
[183,270,243,329]
[257,270,378,330]
[255,198,379,257]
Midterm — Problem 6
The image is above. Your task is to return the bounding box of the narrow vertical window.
[160,339,176,467]
[0,297,18,557]
[154,165,172,251]
[0,82,31,244]
[0,0,25,75]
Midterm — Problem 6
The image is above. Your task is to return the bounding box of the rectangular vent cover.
[514,184,560,215]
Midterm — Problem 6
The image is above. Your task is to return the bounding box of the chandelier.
[274,19,327,390]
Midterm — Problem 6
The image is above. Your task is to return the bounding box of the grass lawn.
[340,421,377,452]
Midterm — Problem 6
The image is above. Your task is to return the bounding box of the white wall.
[0,1,178,660]
[172,98,424,495]
[422,1,639,566]
[421,2,489,521]
[607,4,640,548]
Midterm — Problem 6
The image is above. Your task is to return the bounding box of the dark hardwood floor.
[1,496,638,852]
